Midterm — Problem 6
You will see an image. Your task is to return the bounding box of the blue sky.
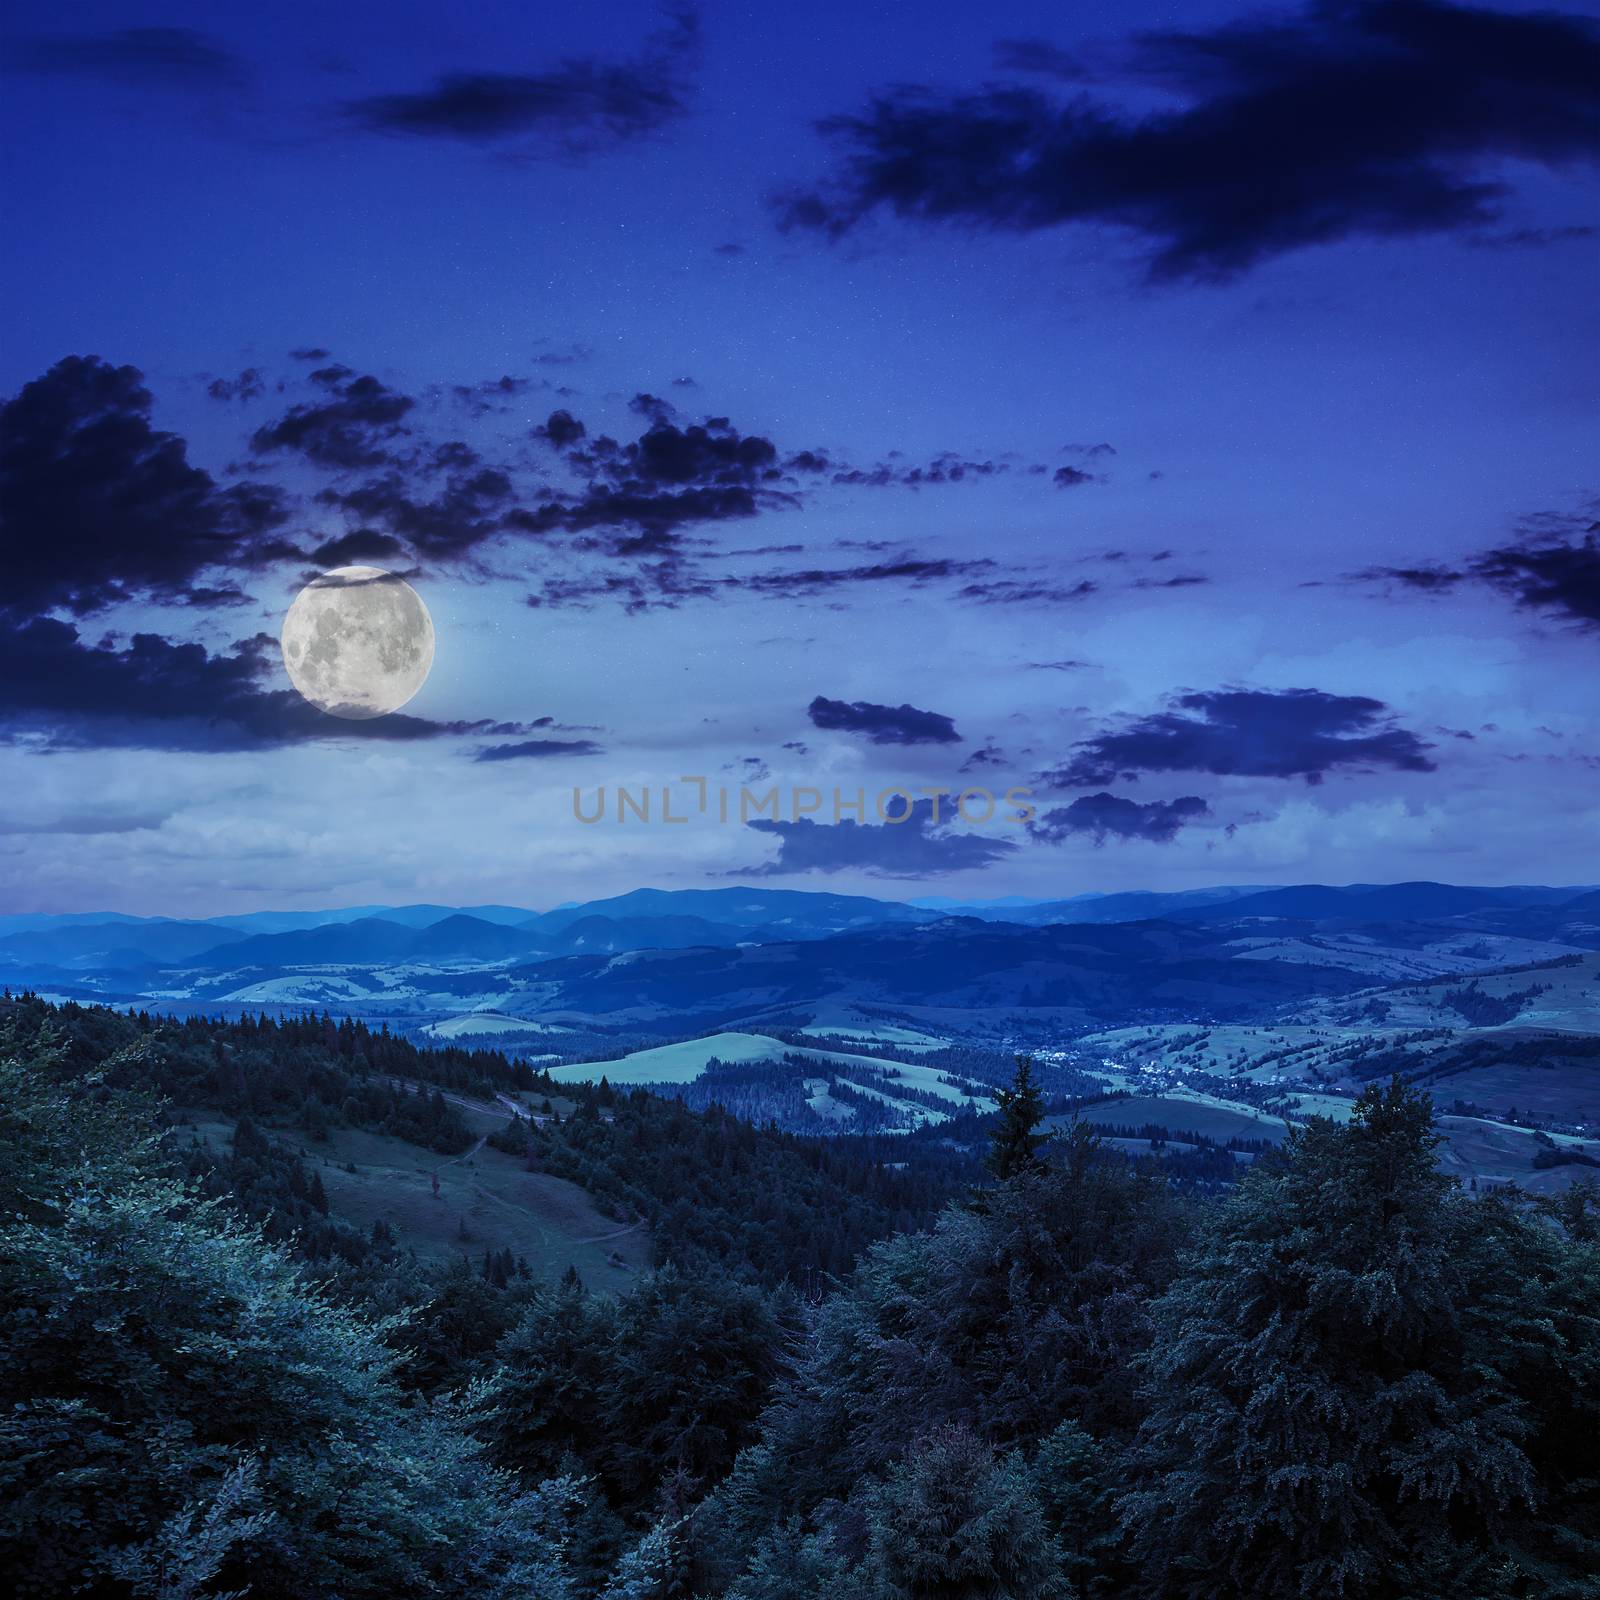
[2,0,1597,914]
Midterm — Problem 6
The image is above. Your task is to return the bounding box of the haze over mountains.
[4,880,1597,971]
[3,881,1598,1049]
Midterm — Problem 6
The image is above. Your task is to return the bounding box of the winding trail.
[432,1133,487,1177]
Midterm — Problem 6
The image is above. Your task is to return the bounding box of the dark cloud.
[1350,563,1469,593]
[1351,511,1600,628]
[533,344,593,367]
[8,351,1078,633]
[1049,687,1436,786]
[570,414,780,487]
[450,375,534,417]
[1473,529,1600,630]
[1,356,291,618]
[525,562,720,614]
[741,797,1018,878]
[629,392,676,423]
[344,7,696,155]
[808,695,961,746]
[315,466,515,559]
[779,0,1600,281]
[512,414,797,554]
[0,616,524,752]
[537,409,587,449]
[206,368,266,404]
[308,529,409,567]
[536,484,770,552]
[828,452,1035,488]
[957,577,1097,606]
[474,738,604,762]
[1032,792,1210,844]
[739,557,992,597]
[1053,466,1095,488]
[176,585,253,609]
[523,552,1001,613]
[1132,573,1208,590]
[251,371,415,470]
[7,27,245,86]
[289,347,331,362]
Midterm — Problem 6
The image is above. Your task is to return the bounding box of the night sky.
[2,0,1597,915]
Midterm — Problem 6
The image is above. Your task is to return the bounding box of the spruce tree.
[855,1426,1066,1598]
[1121,1078,1541,1599]
[1032,1420,1120,1599]
[987,1055,1050,1181]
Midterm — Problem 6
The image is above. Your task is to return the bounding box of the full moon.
[280,566,435,719]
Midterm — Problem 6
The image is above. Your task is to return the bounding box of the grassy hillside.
[1343,951,1600,1032]
[184,1108,652,1289]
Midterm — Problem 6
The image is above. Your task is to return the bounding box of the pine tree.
[1032,1420,1120,1599]
[1121,1078,1542,1599]
[987,1055,1050,1181]
[855,1426,1066,1598]
[723,1517,844,1599]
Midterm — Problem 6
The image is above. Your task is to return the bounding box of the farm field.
[1050,1089,1599,1193]
[1057,1094,1290,1145]
[1219,930,1579,983]
[1419,1054,1600,1126]
[548,1029,996,1112]
[1432,1114,1600,1194]
[1078,1021,1393,1083]
[418,1012,575,1041]
[792,1005,950,1051]
[1336,953,1600,1033]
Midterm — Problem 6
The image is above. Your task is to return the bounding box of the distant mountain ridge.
[3,880,1597,978]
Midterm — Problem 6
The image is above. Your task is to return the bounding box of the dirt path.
[389,1077,528,1123]
[433,1133,487,1175]
[573,1217,646,1246]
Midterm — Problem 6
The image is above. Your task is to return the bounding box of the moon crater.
[280,566,434,719]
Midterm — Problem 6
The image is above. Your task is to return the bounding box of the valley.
[6,879,1599,1190]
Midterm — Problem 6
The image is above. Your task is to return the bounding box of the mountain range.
[4,880,1598,973]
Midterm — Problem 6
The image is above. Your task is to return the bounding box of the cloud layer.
[345,8,698,158]
[743,797,1018,877]
[1051,688,1436,786]
[807,695,962,746]
[780,0,1600,280]
[1033,792,1210,844]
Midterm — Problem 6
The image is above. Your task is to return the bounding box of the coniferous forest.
[3,995,1596,1599]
